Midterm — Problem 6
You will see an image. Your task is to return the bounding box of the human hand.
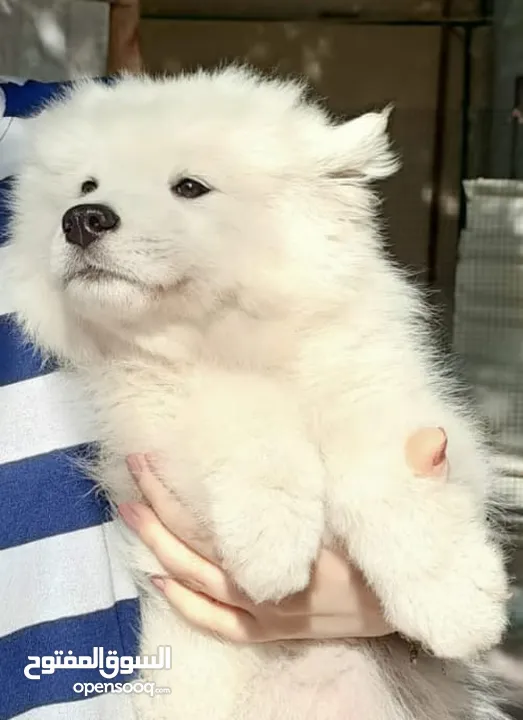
[118,427,448,642]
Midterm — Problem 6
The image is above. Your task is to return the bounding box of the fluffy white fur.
[6,68,511,719]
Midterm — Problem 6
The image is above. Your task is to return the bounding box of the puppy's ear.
[321,106,400,181]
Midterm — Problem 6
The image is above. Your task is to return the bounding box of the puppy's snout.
[62,203,120,249]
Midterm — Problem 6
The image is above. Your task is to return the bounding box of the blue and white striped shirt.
[0,80,140,720]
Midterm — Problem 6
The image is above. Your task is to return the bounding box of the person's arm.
[118,428,448,643]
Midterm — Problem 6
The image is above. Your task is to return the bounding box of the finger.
[274,548,382,618]
[126,453,216,561]
[405,427,448,479]
[118,502,248,609]
[151,576,264,643]
[290,613,394,641]
[260,548,392,640]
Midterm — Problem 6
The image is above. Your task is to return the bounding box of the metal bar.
[458,25,472,230]
[509,77,523,180]
[427,0,453,286]
[479,0,493,18]
[140,14,492,26]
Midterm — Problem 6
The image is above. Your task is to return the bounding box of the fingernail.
[432,429,448,467]
[126,454,146,481]
[151,576,166,592]
[118,502,143,530]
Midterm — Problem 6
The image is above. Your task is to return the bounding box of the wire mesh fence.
[453,178,523,509]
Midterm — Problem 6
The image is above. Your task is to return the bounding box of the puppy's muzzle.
[62,203,120,249]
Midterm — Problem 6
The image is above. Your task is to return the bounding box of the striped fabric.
[0,80,140,719]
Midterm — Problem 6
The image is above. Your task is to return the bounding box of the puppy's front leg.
[171,373,326,605]
[326,442,509,660]
[208,430,326,605]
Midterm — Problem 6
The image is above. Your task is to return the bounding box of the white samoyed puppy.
[6,68,511,720]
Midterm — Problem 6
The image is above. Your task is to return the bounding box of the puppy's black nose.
[62,204,120,249]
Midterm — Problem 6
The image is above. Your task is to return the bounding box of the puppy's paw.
[215,502,323,604]
[390,539,509,660]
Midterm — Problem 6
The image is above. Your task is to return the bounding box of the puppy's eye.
[171,178,211,200]
[81,179,98,195]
